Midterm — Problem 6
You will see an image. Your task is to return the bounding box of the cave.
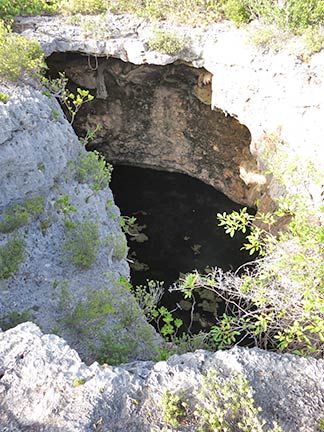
[46,53,258,331]
[111,165,251,286]
[46,52,260,207]
[111,165,253,332]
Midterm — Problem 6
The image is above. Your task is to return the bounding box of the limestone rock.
[16,13,324,210]
[0,323,323,431]
[0,81,160,364]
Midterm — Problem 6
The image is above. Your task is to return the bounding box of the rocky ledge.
[0,323,323,431]
[16,13,324,210]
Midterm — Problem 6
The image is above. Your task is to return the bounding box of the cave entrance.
[111,164,253,332]
[46,52,259,333]
[46,52,260,208]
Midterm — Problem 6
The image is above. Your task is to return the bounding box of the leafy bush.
[148,29,187,55]
[56,0,222,25]
[42,73,94,124]
[0,238,26,279]
[57,0,106,14]
[302,25,324,55]
[0,92,10,103]
[171,135,324,358]
[0,0,56,23]
[194,372,282,431]
[75,150,113,191]
[0,309,30,330]
[64,220,100,269]
[65,289,115,333]
[0,22,45,81]
[222,0,324,32]
[162,389,188,428]
[0,195,44,233]
[0,205,29,234]
[161,372,281,430]
[107,232,128,260]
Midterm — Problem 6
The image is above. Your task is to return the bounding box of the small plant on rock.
[194,371,282,431]
[162,389,189,428]
[75,150,113,191]
[0,309,31,330]
[0,195,44,233]
[107,232,128,261]
[66,289,115,334]
[0,92,10,103]
[63,220,100,269]
[0,237,26,279]
[148,29,187,55]
[0,22,45,81]
[41,72,94,124]
[0,0,56,23]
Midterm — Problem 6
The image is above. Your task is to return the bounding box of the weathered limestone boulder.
[0,80,160,363]
[0,323,323,431]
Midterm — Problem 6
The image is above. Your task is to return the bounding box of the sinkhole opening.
[111,164,254,333]
[45,51,260,337]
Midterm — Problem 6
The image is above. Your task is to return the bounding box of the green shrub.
[221,0,324,32]
[57,0,106,14]
[172,134,324,358]
[148,29,187,55]
[302,25,324,55]
[66,289,115,333]
[97,328,138,365]
[0,0,56,23]
[0,237,26,279]
[108,232,128,260]
[0,22,45,81]
[72,377,86,387]
[0,309,30,330]
[221,0,253,24]
[0,92,10,103]
[194,371,282,431]
[23,195,45,217]
[55,194,77,215]
[162,389,188,428]
[0,205,29,234]
[42,73,94,124]
[248,26,291,52]
[0,195,44,233]
[56,0,222,25]
[160,372,281,430]
[75,150,113,191]
[63,220,100,269]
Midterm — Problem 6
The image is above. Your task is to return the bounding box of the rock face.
[0,80,160,364]
[1,14,324,431]
[16,14,324,209]
[47,54,253,206]
[0,323,323,432]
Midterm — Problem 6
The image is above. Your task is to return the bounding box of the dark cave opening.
[111,164,254,333]
[45,51,258,334]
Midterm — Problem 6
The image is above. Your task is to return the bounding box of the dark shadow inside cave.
[111,165,254,332]
[45,52,258,334]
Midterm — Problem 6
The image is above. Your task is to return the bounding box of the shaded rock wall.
[17,14,324,210]
[47,53,255,206]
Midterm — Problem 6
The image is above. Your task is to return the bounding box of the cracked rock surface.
[0,323,323,431]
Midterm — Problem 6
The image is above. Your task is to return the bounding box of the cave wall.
[48,54,260,206]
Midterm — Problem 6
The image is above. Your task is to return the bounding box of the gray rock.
[0,323,323,431]
[16,14,324,211]
[0,81,160,364]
